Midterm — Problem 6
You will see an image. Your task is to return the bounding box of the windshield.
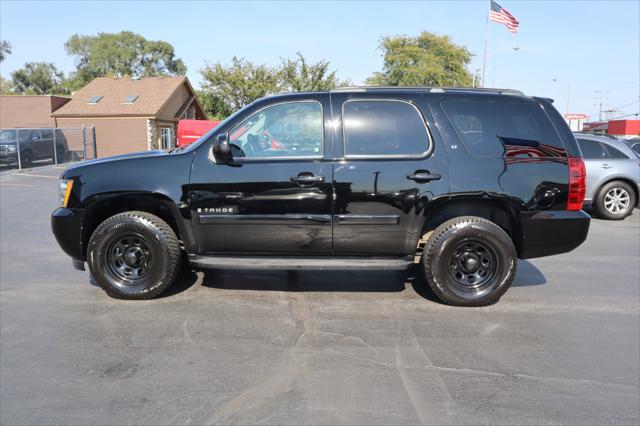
[0,130,16,143]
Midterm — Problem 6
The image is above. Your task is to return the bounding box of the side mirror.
[211,134,231,163]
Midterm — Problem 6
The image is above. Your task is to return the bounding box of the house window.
[160,127,173,150]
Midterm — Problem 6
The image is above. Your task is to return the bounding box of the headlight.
[7,145,17,152]
[59,179,74,207]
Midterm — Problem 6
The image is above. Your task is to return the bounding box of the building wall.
[0,96,70,128]
[54,117,149,158]
[157,84,190,122]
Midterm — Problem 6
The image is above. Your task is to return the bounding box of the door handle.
[602,163,613,169]
[407,170,441,183]
[290,174,324,184]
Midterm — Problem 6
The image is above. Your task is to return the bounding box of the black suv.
[0,128,68,167]
[51,87,590,306]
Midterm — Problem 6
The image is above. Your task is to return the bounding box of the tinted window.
[630,143,640,158]
[343,100,429,157]
[442,101,565,157]
[229,101,323,159]
[577,139,606,159]
[603,144,629,159]
[41,129,53,138]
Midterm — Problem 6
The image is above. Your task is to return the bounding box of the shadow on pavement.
[161,257,547,302]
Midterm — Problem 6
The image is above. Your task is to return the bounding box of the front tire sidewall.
[424,218,517,307]
[88,215,177,299]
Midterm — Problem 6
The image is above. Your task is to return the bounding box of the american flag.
[489,0,520,33]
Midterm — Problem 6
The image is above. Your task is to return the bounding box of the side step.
[188,254,413,271]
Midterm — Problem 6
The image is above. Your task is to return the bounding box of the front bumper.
[51,207,85,261]
[518,210,591,259]
[0,152,18,164]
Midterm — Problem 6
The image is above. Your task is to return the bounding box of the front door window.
[228,101,323,159]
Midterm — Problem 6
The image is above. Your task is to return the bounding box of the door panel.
[187,95,334,255]
[189,161,333,254]
[330,94,449,256]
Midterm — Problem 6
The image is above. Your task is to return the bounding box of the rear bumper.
[518,210,590,259]
[51,207,85,260]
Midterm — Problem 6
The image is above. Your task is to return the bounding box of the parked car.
[176,119,221,147]
[0,128,68,168]
[574,133,640,219]
[624,137,640,158]
[52,87,591,306]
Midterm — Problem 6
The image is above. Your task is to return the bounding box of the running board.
[188,254,413,270]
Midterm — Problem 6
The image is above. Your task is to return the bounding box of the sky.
[1,0,639,120]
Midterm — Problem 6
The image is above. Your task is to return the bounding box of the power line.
[610,99,639,111]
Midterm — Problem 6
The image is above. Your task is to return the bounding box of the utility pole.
[593,90,609,121]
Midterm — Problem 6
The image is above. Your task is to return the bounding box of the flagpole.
[482,0,490,87]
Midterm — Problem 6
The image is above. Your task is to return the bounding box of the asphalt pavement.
[1,165,639,425]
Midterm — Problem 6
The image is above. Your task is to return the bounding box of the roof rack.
[330,86,525,96]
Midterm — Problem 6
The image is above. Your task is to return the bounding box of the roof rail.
[330,86,525,96]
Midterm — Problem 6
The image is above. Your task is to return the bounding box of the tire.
[593,181,636,220]
[20,150,33,168]
[422,216,517,307]
[87,211,181,299]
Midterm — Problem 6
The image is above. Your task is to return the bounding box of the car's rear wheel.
[422,216,517,307]
[593,181,636,220]
[87,211,181,299]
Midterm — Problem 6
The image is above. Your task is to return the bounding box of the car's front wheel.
[20,149,33,168]
[87,211,181,299]
[422,216,517,307]
[593,181,636,220]
[55,146,66,164]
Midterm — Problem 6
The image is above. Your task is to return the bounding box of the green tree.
[367,31,473,87]
[0,40,11,62]
[64,31,186,88]
[0,76,11,94]
[200,56,280,118]
[10,62,68,95]
[199,53,348,118]
[279,52,349,92]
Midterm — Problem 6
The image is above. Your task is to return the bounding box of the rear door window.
[442,100,566,158]
[342,100,430,158]
[577,139,607,159]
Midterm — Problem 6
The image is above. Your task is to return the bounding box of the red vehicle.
[176,119,221,147]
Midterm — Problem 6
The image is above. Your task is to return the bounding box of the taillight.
[567,157,586,211]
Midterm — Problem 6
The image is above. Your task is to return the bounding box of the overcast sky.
[1,0,638,120]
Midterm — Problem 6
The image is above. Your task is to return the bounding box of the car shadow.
[162,258,546,301]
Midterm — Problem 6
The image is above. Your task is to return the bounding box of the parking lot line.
[0,183,33,187]
[10,173,58,179]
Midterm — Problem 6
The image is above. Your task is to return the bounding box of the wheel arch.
[421,196,523,254]
[80,192,194,259]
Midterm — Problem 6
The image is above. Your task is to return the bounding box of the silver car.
[575,133,640,220]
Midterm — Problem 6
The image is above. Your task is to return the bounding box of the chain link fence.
[0,126,97,171]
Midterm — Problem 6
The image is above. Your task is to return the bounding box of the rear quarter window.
[603,144,629,159]
[442,100,566,158]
